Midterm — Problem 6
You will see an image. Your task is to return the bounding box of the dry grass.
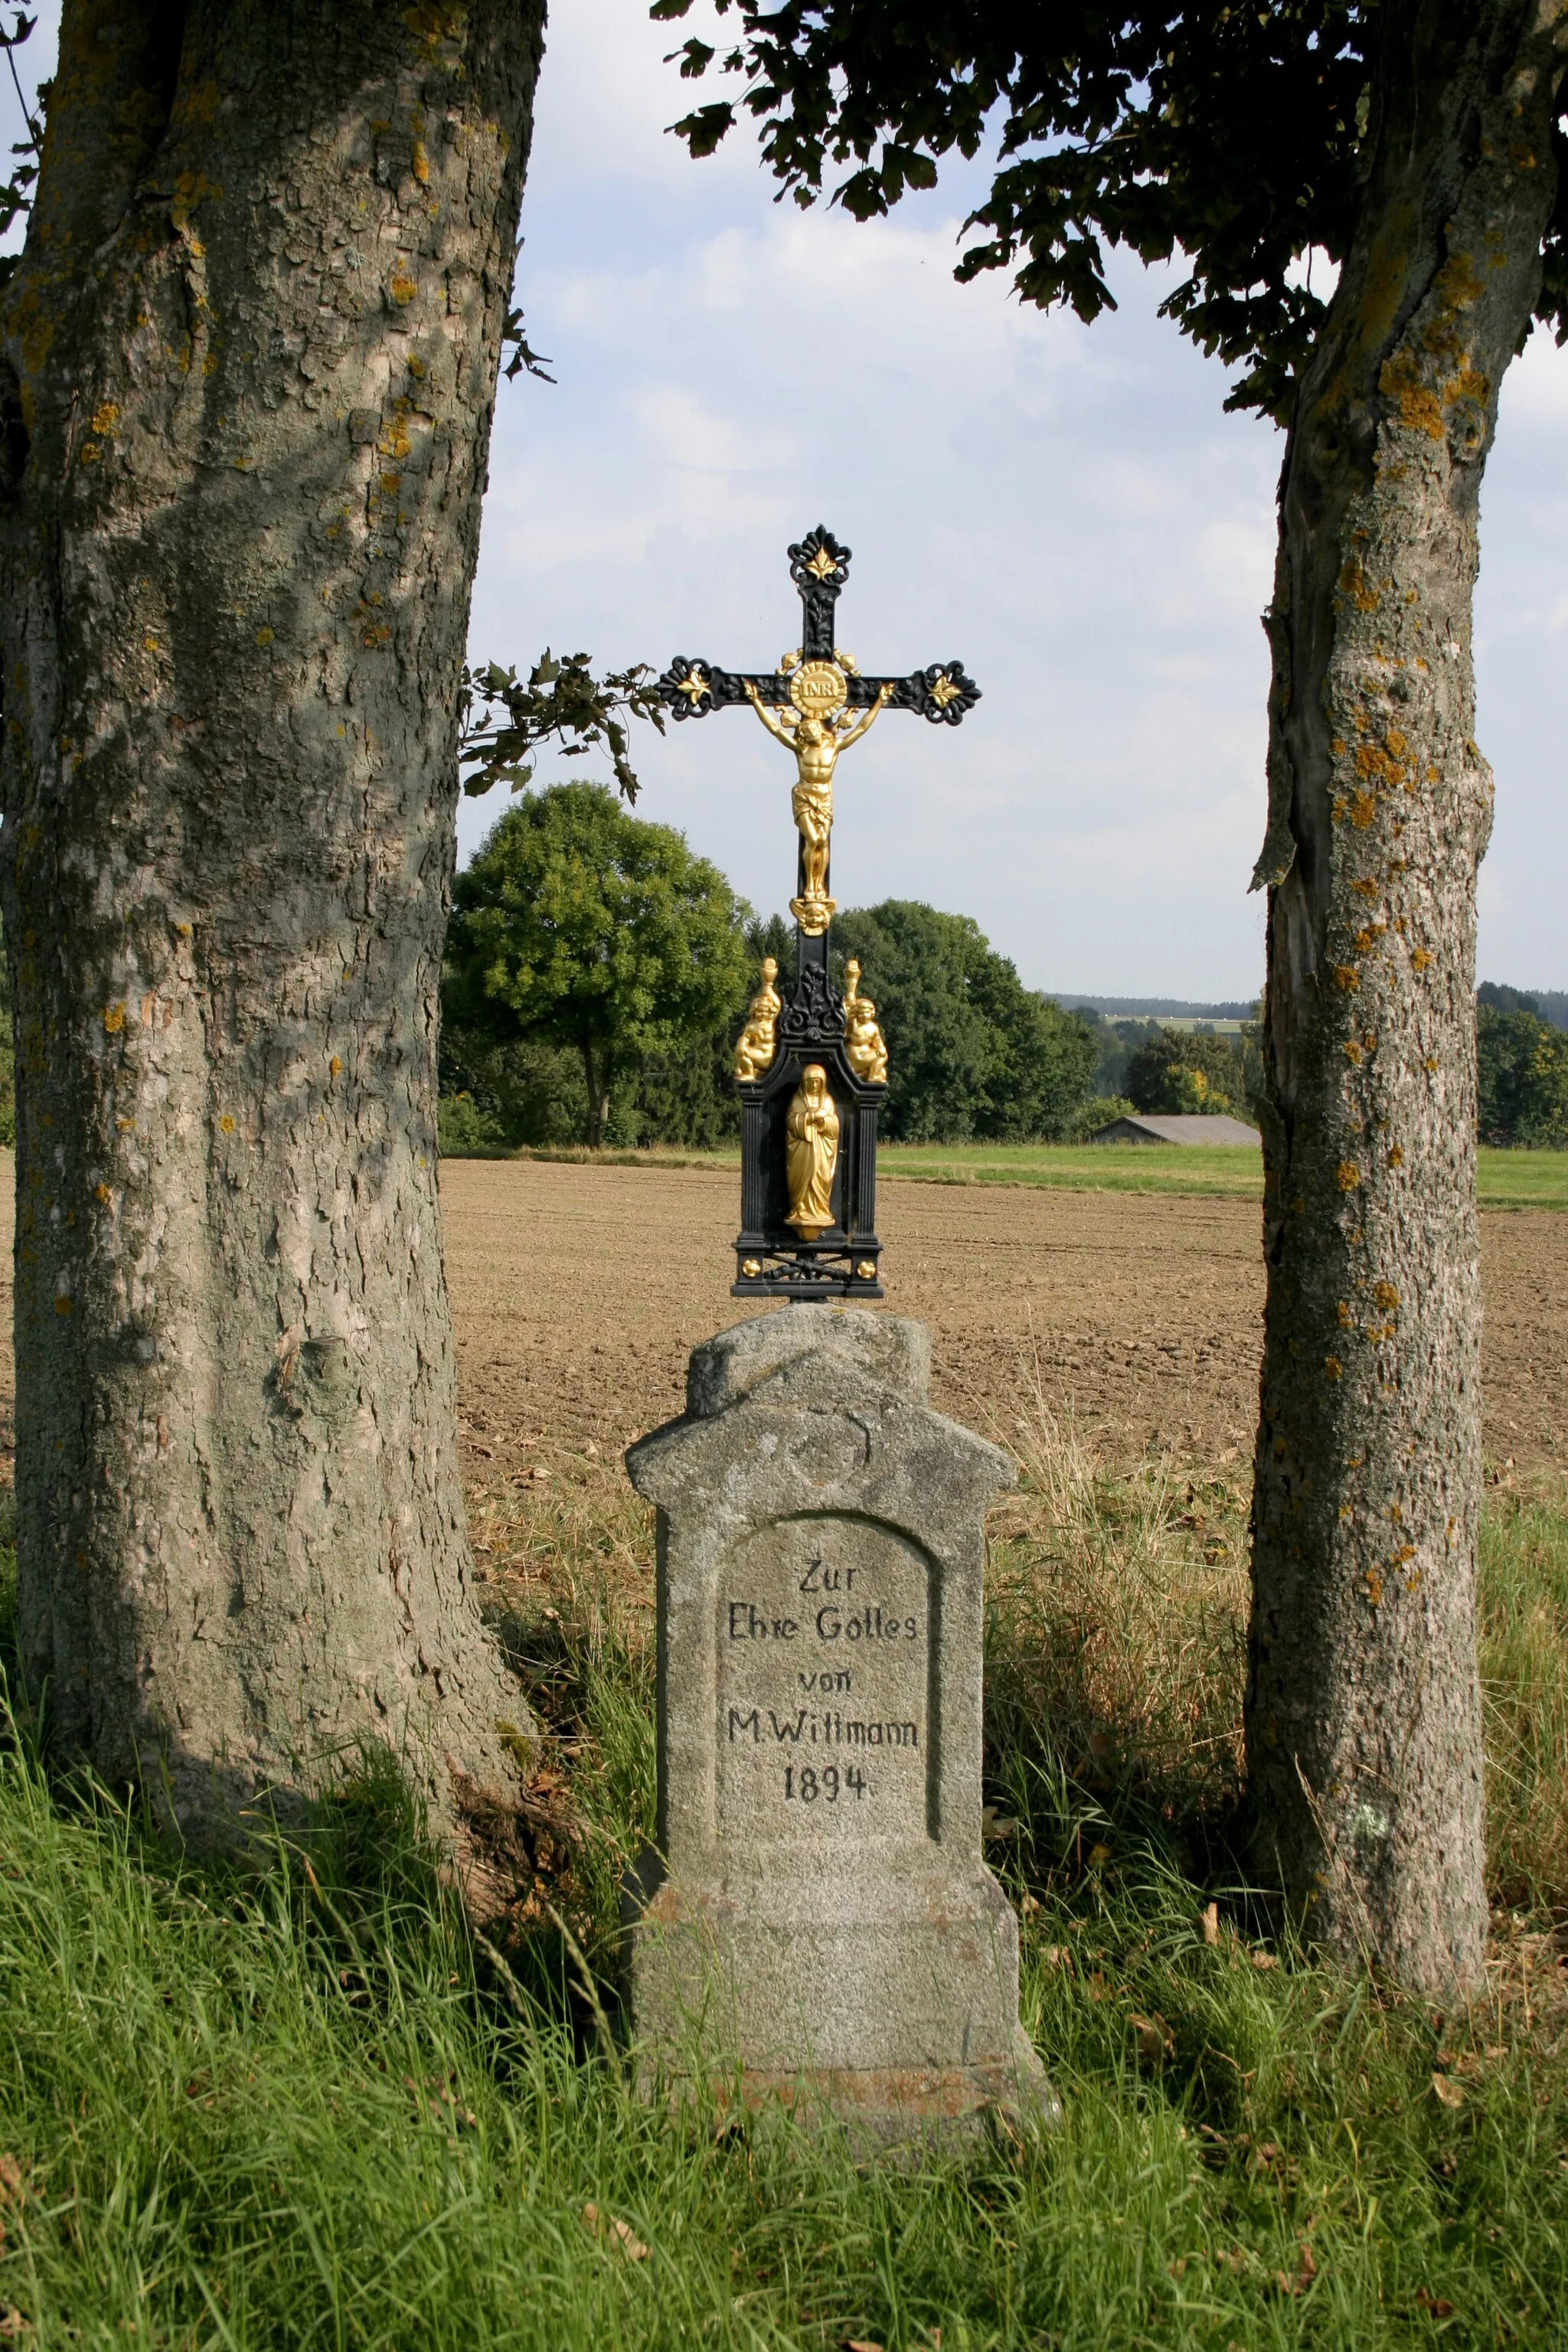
[1478,1489,1568,1922]
[466,1449,659,1984]
[984,1376,1250,1841]
[470,1367,1568,1926]
[469,1439,655,1625]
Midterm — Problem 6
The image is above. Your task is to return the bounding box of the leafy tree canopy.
[654,0,1568,420]
[445,784,750,1148]
[436,1027,589,1158]
[0,11,41,286]
[1477,1002,1568,1146]
[831,900,1098,1141]
[1478,980,1542,1018]
[1124,1024,1253,1118]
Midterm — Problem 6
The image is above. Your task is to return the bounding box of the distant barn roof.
[1091,1113,1260,1147]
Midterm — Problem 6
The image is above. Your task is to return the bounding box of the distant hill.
[1054,986,1568,1034]
[1479,983,1568,1033]
[1048,995,1256,1021]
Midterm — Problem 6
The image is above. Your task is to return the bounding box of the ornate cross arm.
[657,528,980,727]
[658,657,980,726]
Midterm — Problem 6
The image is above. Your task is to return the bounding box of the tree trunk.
[1246,0,1565,1990]
[580,1041,609,1149]
[0,0,546,1854]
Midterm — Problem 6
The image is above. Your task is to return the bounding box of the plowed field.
[434,1160,1567,1491]
[0,1158,1561,1488]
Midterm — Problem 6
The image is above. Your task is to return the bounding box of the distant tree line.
[0,805,1551,1158]
[0,803,1550,1159]
[437,786,1244,1150]
[1479,982,1568,1036]
[434,788,1565,1155]
[829,904,1101,1142]
[1475,988,1568,1147]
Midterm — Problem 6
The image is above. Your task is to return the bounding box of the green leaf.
[458,652,662,805]
[671,102,735,158]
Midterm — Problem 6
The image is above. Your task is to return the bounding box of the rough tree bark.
[0,0,547,1850]
[1246,0,1566,1990]
[580,1043,610,1150]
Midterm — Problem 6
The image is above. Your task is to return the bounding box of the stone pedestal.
[622,1307,1054,2141]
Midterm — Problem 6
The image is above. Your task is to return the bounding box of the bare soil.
[0,1157,1560,1491]
[433,1159,1568,1494]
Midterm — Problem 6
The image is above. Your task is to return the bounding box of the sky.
[7,5,1566,999]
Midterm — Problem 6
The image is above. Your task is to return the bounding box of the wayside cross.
[657,528,980,1300]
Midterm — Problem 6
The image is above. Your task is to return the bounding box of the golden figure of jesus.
[744,668,893,934]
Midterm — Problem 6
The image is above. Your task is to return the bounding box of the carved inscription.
[717,1517,930,1839]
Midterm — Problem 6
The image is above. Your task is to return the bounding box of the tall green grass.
[3,1449,1568,2349]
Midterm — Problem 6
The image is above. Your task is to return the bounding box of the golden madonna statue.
[841,960,889,1085]
[784,1063,840,1237]
[733,956,782,1080]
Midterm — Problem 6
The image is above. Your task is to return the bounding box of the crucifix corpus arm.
[832,681,893,748]
[743,680,796,746]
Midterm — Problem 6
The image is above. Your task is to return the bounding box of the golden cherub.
[744,673,893,934]
[733,956,782,1081]
[842,960,888,1085]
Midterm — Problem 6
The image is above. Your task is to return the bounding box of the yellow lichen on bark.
[1340,557,1381,610]
[1379,348,1446,440]
[171,172,224,232]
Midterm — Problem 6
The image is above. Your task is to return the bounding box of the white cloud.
[629,382,797,479]
[1497,325,1568,427]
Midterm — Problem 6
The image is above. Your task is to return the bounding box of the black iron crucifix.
[658,528,979,1302]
